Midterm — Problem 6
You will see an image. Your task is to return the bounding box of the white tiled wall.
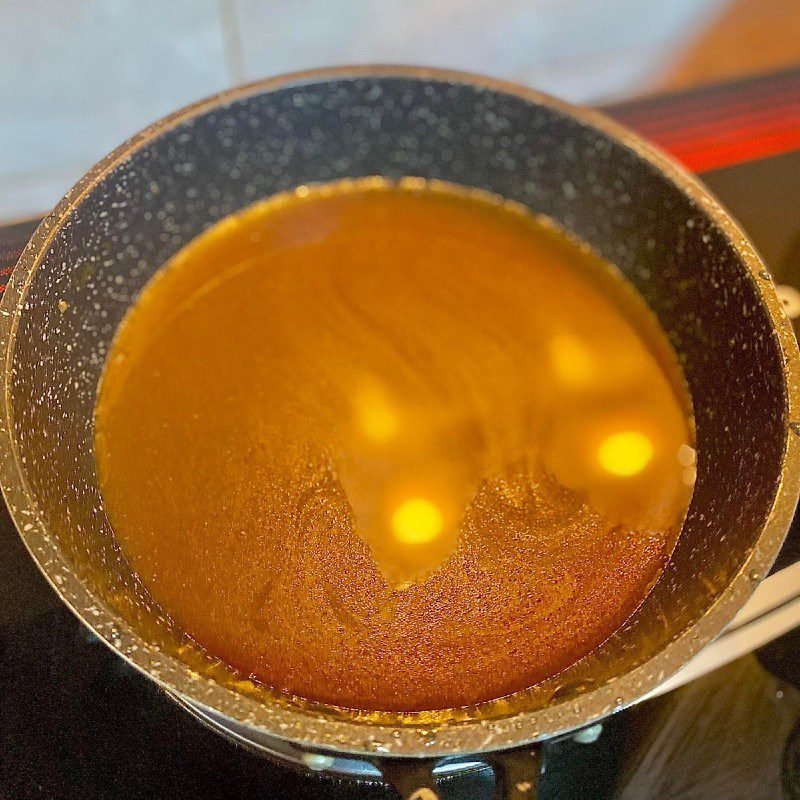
[233,0,726,92]
[1,0,730,219]
[0,0,229,219]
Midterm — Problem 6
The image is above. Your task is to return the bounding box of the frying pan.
[2,66,799,799]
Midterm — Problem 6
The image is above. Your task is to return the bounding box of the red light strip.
[606,67,800,172]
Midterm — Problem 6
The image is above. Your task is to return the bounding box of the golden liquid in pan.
[95,178,695,712]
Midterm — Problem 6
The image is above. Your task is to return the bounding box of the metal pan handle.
[377,746,542,799]
[485,748,542,799]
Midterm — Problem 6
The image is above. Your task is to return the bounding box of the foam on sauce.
[95,178,694,711]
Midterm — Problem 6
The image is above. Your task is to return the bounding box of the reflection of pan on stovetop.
[1,67,798,799]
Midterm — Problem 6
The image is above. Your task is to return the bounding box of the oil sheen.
[94,178,695,712]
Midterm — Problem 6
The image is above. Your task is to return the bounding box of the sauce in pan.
[95,178,694,711]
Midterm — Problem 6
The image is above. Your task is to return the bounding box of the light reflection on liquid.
[597,430,654,477]
[354,380,398,444]
[549,332,597,387]
[391,498,445,545]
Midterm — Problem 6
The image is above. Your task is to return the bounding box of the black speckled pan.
[1,67,799,798]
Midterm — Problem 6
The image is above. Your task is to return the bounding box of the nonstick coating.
[1,66,798,758]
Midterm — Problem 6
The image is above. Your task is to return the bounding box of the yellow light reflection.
[354,383,397,443]
[549,334,596,387]
[598,430,653,477]
[391,498,444,545]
